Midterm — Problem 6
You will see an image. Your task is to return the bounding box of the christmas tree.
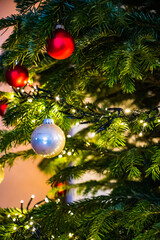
[1,0,160,239]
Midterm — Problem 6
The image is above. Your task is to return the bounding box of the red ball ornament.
[53,181,68,196]
[0,104,7,116]
[46,26,75,60]
[5,65,29,88]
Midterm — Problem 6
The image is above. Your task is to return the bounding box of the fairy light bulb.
[31,195,35,199]
[140,120,143,123]
[139,132,143,137]
[125,109,131,114]
[143,122,147,127]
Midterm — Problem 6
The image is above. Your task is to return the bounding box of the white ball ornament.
[31,119,65,158]
[0,165,5,183]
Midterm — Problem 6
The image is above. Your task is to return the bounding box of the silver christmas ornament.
[31,119,65,158]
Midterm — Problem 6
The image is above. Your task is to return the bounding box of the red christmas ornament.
[5,65,29,88]
[53,181,68,196]
[46,26,75,60]
[0,104,7,116]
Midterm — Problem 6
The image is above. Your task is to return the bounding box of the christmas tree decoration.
[0,103,7,116]
[46,25,75,60]
[0,165,5,183]
[53,181,68,196]
[5,65,29,88]
[31,119,65,157]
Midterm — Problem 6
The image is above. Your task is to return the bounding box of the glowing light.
[125,109,131,114]
[32,120,35,123]
[105,108,108,110]
[140,120,143,123]
[121,123,124,125]
[91,132,95,137]
[30,221,33,226]
[26,225,29,229]
[72,149,74,152]
[69,233,73,238]
[67,151,72,156]
[32,227,36,232]
[31,195,35,199]
[70,212,74,216]
[85,106,88,109]
[13,218,16,222]
[72,109,76,113]
[7,214,11,218]
[58,154,62,158]
[21,89,25,93]
[76,122,79,126]
[55,96,60,101]
[139,132,143,137]
[13,227,17,230]
[45,197,49,203]
[62,150,66,154]
[28,99,32,103]
[158,119,160,122]
[67,134,71,138]
[143,122,147,127]
[11,94,14,98]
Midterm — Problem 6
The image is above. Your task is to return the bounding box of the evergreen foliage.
[1,0,160,239]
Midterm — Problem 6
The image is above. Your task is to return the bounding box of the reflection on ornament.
[5,64,29,87]
[0,165,5,183]
[0,104,7,116]
[46,25,75,60]
[31,119,65,158]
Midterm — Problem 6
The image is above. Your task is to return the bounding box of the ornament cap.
[56,24,65,30]
[43,118,54,124]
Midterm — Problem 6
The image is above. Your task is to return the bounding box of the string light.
[67,151,72,156]
[69,233,73,238]
[13,226,17,230]
[45,197,49,203]
[21,89,25,93]
[30,221,34,226]
[32,227,36,232]
[58,154,62,158]
[13,218,16,222]
[139,132,143,137]
[7,214,11,218]
[72,109,76,113]
[26,225,29,229]
[28,99,32,103]
[140,120,144,123]
[91,132,95,137]
[85,106,88,109]
[32,120,35,123]
[62,150,66,154]
[143,122,147,127]
[124,109,131,114]
[31,195,35,199]
[20,200,24,203]
[67,134,71,138]
[55,96,60,101]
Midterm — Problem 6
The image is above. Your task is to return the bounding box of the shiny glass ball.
[46,28,75,60]
[0,104,7,116]
[5,64,29,88]
[31,119,65,158]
